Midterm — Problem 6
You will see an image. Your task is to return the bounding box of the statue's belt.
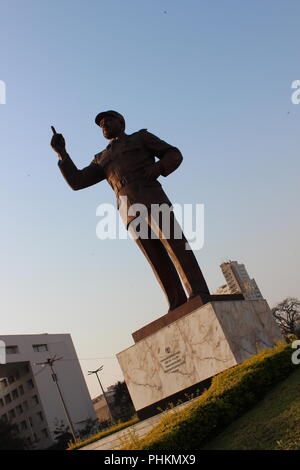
[112,176,144,195]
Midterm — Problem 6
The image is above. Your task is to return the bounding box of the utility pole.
[36,355,76,441]
[88,366,114,423]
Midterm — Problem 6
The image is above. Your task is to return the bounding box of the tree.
[77,417,100,440]
[0,419,27,450]
[272,297,300,340]
[112,381,135,422]
[47,419,74,450]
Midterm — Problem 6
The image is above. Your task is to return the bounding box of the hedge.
[67,417,139,451]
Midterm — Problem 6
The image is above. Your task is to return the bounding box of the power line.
[60,357,115,361]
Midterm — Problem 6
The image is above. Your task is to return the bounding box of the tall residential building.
[213,284,231,295]
[215,260,263,300]
[0,334,97,449]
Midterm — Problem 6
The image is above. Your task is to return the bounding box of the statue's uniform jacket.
[58,129,182,227]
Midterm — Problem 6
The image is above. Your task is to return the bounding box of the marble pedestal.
[117,299,281,418]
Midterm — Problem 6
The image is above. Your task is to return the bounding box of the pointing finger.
[51,126,57,135]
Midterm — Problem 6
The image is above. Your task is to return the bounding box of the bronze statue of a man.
[51,111,210,312]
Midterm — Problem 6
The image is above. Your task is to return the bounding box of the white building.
[214,261,264,300]
[0,334,97,449]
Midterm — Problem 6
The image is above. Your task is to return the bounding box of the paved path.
[79,396,199,450]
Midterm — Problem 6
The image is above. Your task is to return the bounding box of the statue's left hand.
[143,163,162,181]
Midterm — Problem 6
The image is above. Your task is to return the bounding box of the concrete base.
[117,299,282,417]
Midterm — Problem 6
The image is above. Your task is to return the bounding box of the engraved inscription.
[160,350,186,373]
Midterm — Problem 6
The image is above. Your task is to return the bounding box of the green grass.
[201,366,300,450]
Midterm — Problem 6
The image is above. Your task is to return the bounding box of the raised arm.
[51,128,105,190]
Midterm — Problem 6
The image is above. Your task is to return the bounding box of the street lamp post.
[36,356,76,442]
[88,366,114,423]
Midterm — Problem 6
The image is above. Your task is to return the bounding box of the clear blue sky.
[1,0,299,399]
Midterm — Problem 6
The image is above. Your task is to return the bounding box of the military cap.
[95,110,125,129]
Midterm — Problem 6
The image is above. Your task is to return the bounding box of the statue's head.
[95,110,125,140]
